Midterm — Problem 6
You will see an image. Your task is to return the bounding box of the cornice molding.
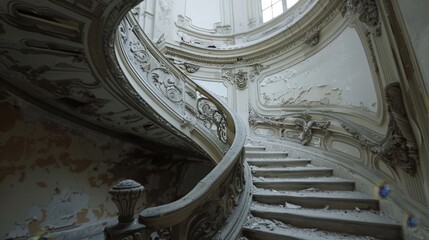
[162,0,344,67]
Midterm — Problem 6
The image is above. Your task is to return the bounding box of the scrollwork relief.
[187,161,244,240]
[342,82,418,175]
[197,97,227,143]
[130,41,150,69]
[289,113,331,146]
[148,68,183,102]
[249,106,330,146]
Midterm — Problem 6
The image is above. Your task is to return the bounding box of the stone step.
[252,191,379,210]
[247,159,311,167]
[250,206,402,240]
[246,151,289,159]
[243,225,381,240]
[251,167,333,178]
[253,177,355,191]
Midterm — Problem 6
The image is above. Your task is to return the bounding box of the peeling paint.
[76,208,90,224]
[258,27,378,112]
[1,95,211,238]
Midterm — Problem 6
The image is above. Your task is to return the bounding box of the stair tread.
[253,176,354,183]
[253,189,377,200]
[251,166,332,171]
[246,151,289,155]
[243,216,379,240]
[248,159,311,162]
[250,203,399,226]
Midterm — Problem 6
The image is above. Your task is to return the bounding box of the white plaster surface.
[185,0,222,30]
[397,0,429,96]
[331,140,361,159]
[194,79,228,99]
[258,27,378,112]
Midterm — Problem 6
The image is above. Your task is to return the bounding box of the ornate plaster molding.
[249,107,331,146]
[184,63,200,73]
[221,64,267,89]
[305,30,320,46]
[176,14,231,35]
[163,0,344,67]
[342,0,381,36]
[185,161,244,240]
[342,82,418,175]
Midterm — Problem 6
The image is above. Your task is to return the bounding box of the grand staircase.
[241,144,403,240]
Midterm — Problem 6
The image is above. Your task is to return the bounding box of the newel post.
[105,179,149,240]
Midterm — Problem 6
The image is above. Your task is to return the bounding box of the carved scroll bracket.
[342,82,419,175]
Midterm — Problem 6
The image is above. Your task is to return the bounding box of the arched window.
[261,0,299,22]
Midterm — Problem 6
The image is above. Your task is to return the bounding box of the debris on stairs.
[241,144,403,240]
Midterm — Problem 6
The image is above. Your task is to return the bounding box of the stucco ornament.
[342,82,418,175]
[222,64,266,89]
[149,68,183,102]
[291,113,331,146]
[187,161,244,240]
[234,70,248,89]
[249,107,330,146]
[343,0,381,35]
[184,63,200,73]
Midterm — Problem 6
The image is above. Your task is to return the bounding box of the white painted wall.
[185,0,222,29]
[258,27,378,113]
[396,0,429,97]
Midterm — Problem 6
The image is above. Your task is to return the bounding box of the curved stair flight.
[241,144,403,240]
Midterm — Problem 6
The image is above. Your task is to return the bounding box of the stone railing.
[105,12,249,240]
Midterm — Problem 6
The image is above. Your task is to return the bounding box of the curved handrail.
[115,12,247,235]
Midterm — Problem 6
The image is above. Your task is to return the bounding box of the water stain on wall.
[1,91,211,239]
